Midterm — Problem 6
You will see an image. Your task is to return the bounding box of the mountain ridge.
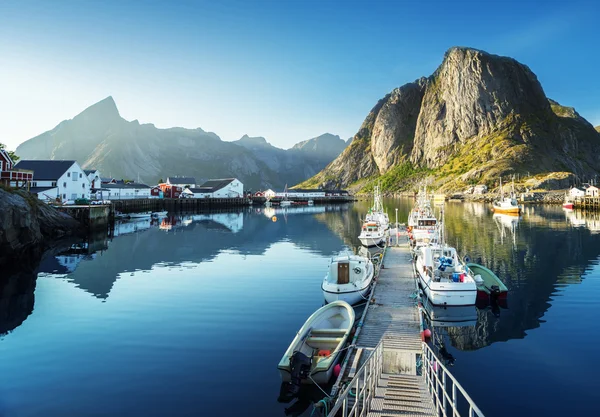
[15,99,347,189]
[298,47,600,192]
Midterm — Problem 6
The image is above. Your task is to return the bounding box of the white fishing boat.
[358,221,386,247]
[414,244,477,306]
[322,254,374,305]
[365,185,389,230]
[128,211,152,219]
[280,184,292,207]
[492,178,521,214]
[278,301,354,393]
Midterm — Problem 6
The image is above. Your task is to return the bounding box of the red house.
[158,183,182,198]
[0,149,33,187]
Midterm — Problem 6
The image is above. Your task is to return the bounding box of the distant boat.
[466,263,508,303]
[280,184,292,207]
[307,199,314,206]
[322,253,374,305]
[365,185,389,229]
[114,211,130,220]
[358,221,386,247]
[151,211,168,218]
[278,301,354,394]
[492,178,521,214]
[562,194,574,210]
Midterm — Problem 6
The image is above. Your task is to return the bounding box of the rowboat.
[466,263,508,303]
[278,301,354,394]
[322,254,374,305]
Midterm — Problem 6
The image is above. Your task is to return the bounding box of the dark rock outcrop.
[299,47,600,191]
[0,189,82,264]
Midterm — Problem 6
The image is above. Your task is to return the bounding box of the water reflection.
[0,269,36,336]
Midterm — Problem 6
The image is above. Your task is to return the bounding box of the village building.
[586,185,599,197]
[14,160,91,203]
[84,169,102,189]
[263,188,348,198]
[97,182,154,200]
[159,183,183,199]
[182,178,243,198]
[0,149,33,188]
[569,187,586,198]
[166,176,197,188]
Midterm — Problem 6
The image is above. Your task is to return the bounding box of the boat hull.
[562,203,574,210]
[359,236,385,247]
[420,282,477,306]
[492,206,521,214]
[322,282,371,305]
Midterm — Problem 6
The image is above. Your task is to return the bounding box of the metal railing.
[423,342,485,417]
[327,340,383,417]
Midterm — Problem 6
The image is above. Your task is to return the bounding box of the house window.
[31,181,37,187]
[82,183,85,189]
[52,182,57,187]
[82,194,85,198]
[67,173,70,177]
[63,182,67,188]
[72,172,78,181]
[71,193,77,200]
[79,173,82,178]
[63,194,66,199]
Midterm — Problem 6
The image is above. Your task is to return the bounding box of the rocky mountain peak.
[75,96,121,121]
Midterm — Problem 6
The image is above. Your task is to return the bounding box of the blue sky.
[1,0,599,150]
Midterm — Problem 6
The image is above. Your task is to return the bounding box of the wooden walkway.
[341,232,436,417]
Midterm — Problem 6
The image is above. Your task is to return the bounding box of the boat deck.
[337,231,436,416]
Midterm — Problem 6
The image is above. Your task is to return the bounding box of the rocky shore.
[0,188,84,265]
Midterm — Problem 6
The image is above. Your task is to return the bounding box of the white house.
[166,176,197,188]
[15,160,91,203]
[183,178,243,198]
[569,187,586,198]
[85,169,102,190]
[473,185,488,194]
[99,182,152,200]
[586,185,599,197]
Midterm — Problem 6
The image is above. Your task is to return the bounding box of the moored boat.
[562,194,574,210]
[358,221,386,247]
[492,178,521,214]
[278,301,354,394]
[322,254,374,305]
[151,211,168,218]
[365,185,389,230]
[466,263,508,303]
[414,244,477,306]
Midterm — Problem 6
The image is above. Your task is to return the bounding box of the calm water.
[0,201,598,416]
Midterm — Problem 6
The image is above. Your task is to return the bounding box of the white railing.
[327,340,383,417]
[423,342,485,417]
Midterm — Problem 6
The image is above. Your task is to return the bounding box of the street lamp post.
[395,208,398,246]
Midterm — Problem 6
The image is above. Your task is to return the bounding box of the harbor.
[0,199,599,416]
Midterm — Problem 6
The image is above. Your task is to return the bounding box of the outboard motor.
[289,351,312,395]
[490,285,501,301]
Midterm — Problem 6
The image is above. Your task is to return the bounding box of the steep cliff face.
[0,189,82,265]
[298,47,600,191]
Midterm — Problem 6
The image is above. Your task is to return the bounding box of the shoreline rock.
[0,188,84,265]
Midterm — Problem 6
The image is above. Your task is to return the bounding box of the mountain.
[596,126,600,133]
[298,47,600,192]
[15,98,346,189]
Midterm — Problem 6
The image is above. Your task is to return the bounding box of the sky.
[1,0,599,151]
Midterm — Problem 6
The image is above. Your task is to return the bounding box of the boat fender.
[318,350,331,357]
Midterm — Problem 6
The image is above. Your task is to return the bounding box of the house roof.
[197,178,236,192]
[167,176,196,185]
[185,187,210,193]
[84,169,98,175]
[15,160,76,180]
[29,186,58,194]
[101,182,151,189]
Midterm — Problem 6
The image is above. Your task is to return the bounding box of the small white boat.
[128,211,152,219]
[278,301,354,392]
[307,200,314,206]
[322,254,374,305]
[280,200,292,207]
[151,211,168,218]
[358,221,386,247]
[415,244,477,306]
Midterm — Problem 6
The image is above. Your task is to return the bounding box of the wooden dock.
[330,231,436,417]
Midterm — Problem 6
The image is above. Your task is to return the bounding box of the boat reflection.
[493,213,520,247]
[423,302,478,328]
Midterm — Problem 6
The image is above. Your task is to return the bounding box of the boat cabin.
[417,218,437,227]
[421,246,472,284]
[362,222,380,232]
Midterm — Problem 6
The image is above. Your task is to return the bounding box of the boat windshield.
[418,219,436,226]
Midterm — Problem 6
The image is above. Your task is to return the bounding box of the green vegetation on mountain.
[297,47,600,193]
